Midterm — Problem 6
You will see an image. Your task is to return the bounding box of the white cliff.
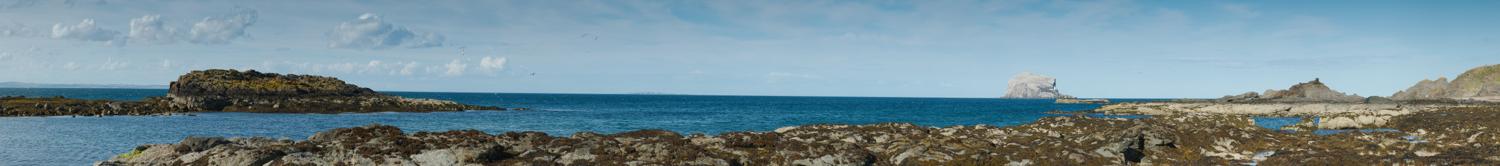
[1003,72,1068,98]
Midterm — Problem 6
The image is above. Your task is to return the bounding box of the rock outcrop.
[162,69,498,113]
[1093,102,1439,117]
[1003,72,1069,98]
[100,107,1500,165]
[1393,64,1500,101]
[1218,79,1364,103]
[0,96,180,116]
[1,69,500,116]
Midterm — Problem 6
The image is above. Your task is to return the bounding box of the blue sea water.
[0,88,1155,165]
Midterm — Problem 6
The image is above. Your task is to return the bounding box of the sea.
[0,88,1181,165]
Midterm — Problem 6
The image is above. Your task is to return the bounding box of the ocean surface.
[0,88,1162,165]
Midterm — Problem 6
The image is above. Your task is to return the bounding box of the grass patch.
[116,149,143,159]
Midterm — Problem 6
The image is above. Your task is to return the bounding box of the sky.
[0,0,1497,98]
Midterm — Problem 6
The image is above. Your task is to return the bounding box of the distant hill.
[0,82,167,89]
[1393,64,1500,101]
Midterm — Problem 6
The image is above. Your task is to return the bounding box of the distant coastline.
[0,82,167,89]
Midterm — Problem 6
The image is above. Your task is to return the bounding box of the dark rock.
[1364,96,1394,104]
[175,136,231,153]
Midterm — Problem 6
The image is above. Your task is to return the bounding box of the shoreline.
[97,106,1500,165]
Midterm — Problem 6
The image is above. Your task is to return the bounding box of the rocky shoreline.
[98,106,1500,165]
[0,96,181,116]
[70,64,1500,164]
[1,69,501,117]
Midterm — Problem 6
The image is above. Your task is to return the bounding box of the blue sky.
[0,0,1497,98]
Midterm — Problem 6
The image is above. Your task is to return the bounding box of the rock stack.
[1003,72,1070,98]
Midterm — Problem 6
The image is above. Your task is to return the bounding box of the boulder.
[175,136,230,153]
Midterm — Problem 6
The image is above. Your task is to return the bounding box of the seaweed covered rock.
[98,107,1500,165]
[164,69,498,113]
[168,69,377,100]
[0,96,180,116]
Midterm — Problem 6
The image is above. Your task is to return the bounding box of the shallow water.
[1254,117,1404,135]
[0,88,1157,165]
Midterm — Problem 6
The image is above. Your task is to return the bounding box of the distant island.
[1002,72,1109,104]
[0,82,167,89]
[1001,72,1068,98]
[0,69,501,116]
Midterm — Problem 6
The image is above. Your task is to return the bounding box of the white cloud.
[188,7,257,44]
[1221,4,1259,18]
[51,19,122,44]
[442,59,466,76]
[478,56,506,72]
[764,72,822,83]
[0,23,41,37]
[98,58,130,70]
[398,62,418,76]
[3,0,41,10]
[160,59,172,69]
[129,15,179,44]
[230,60,479,78]
[61,62,79,70]
[327,13,445,49]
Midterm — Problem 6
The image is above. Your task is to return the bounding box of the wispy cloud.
[51,19,122,45]
[187,7,258,44]
[441,59,466,76]
[1220,3,1260,18]
[326,13,444,50]
[128,15,178,44]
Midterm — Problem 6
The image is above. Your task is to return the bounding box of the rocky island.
[1002,72,1068,99]
[1000,72,1109,104]
[0,69,500,116]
